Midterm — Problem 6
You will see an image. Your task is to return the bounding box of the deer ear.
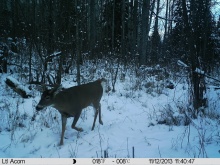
[53,85,63,96]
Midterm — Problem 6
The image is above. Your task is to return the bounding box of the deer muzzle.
[36,104,44,111]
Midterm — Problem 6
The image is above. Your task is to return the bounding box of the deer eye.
[45,96,50,100]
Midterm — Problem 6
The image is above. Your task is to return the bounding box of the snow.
[0,73,220,158]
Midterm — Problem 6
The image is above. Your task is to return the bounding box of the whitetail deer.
[36,78,106,145]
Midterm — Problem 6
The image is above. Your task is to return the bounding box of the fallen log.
[5,76,32,98]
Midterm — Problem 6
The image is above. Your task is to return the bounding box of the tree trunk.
[112,0,115,53]
[121,0,126,63]
[75,0,81,85]
[182,0,205,115]
[140,0,150,65]
[90,0,96,58]
[164,0,169,39]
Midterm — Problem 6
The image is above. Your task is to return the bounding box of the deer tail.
[98,78,107,94]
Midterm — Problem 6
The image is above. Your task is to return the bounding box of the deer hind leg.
[91,103,103,131]
[60,115,67,145]
[71,111,83,132]
[98,103,103,125]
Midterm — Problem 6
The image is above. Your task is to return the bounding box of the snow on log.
[195,68,205,75]
[5,76,32,98]
[177,60,189,68]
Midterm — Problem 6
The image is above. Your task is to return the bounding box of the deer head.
[36,85,63,111]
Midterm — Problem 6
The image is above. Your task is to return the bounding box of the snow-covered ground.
[0,70,220,158]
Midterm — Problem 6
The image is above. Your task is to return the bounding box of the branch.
[150,10,175,22]
[199,73,220,83]
[45,51,62,62]
[177,60,220,83]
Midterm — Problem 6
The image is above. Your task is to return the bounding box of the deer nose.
[36,105,44,111]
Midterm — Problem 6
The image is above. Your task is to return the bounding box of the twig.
[132,146,135,158]
[55,146,60,158]
[158,146,162,158]
[98,127,103,158]
[127,137,130,158]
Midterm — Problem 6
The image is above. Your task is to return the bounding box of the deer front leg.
[71,112,83,132]
[60,115,67,145]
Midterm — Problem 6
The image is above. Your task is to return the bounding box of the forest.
[0,0,220,158]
